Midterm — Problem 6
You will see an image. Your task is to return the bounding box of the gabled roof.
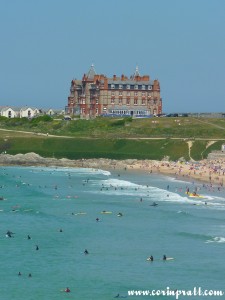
[1,106,15,112]
[20,107,38,111]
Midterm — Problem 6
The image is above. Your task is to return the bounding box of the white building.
[44,108,65,116]
[0,107,18,118]
[19,107,39,118]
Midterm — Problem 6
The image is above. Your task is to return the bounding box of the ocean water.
[0,166,225,300]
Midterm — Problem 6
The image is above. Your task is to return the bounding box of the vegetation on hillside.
[0,116,224,161]
[0,116,225,138]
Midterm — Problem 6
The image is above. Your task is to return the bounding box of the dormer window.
[126,85,130,89]
[111,84,115,89]
[119,84,123,89]
[134,85,138,90]
[142,85,146,90]
[148,85,152,90]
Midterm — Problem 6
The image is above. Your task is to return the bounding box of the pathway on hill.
[0,127,224,141]
[193,118,225,130]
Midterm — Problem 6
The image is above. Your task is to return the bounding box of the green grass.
[1,137,189,161]
[1,116,225,138]
[0,116,225,161]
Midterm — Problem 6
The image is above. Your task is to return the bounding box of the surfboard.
[185,192,204,198]
[146,258,153,261]
[147,257,174,261]
[101,211,112,214]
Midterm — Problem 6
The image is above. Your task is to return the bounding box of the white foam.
[89,177,225,209]
[90,178,193,203]
[205,237,225,243]
[29,167,111,176]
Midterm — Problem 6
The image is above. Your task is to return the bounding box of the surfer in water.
[84,249,89,255]
[6,230,14,238]
[65,287,71,293]
[147,255,154,261]
[163,255,167,260]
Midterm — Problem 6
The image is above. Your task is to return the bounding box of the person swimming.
[27,235,31,240]
[84,249,89,255]
[36,245,39,250]
[65,287,70,293]
[6,230,14,238]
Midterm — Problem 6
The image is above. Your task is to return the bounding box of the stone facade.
[66,65,162,118]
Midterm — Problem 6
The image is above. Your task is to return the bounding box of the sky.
[0,0,225,113]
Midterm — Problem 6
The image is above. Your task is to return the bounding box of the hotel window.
[111,92,115,96]
[134,85,138,90]
[142,85,146,90]
[119,99,122,104]
[96,108,98,114]
[148,85,152,90]
[126,99,130,105]
[127,92,130,96]
[82,108,85,113]
[134,92,138,96]
[119,84,123,89]
[82,100,85,104]
[111,84,115,89]
[134,99,137,105]
[142,99,146,105]
[119,92,122,96]
[142,92,146,97]
[96,99,99,104]
[126,85,130,89]
[111,98,115,104]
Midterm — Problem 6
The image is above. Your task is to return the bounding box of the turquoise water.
[0,166,225,300]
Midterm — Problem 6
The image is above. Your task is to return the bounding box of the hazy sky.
[1,0,224,112]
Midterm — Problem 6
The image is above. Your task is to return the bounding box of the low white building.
[19,107,39,118]
[44,108,65,116]
[0,107,18,118]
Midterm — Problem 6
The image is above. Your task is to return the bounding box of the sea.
[0,166,225,300]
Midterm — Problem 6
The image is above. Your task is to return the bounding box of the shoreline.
[0,152,225,186]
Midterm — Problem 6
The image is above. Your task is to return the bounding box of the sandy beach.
[0,152,225,186]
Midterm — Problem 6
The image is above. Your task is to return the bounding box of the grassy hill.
[0,116,224,161]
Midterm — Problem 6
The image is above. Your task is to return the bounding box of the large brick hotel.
[66,65,162,118]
